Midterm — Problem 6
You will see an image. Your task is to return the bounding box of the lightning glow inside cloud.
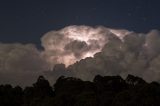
[41,25,130,68]
[1,25,160,86]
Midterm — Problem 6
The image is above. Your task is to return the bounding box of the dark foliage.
[0,74,160,106]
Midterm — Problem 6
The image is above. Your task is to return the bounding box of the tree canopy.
[0,74,160,106]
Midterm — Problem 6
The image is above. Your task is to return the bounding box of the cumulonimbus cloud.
[1,25,160,86]
[66,29,160,82]
[41,25,131,68]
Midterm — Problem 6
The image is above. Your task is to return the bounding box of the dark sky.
[0,0,160,47]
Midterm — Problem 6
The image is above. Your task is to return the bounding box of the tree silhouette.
[0,74,160,106]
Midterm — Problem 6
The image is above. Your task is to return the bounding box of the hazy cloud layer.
[0,43,48,86]
[1,25,160,86]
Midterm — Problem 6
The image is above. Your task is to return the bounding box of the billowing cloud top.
[41,25,131,68]
[1,25,160,86]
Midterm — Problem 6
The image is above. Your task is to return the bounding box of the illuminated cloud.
[66,29,160,82]
[1,25,160,86]
[41,25,130,68]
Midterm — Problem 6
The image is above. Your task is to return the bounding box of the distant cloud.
[41,25,130,68]
[67,29,160,82]
[0,43,48,86]
[1,25,160,86]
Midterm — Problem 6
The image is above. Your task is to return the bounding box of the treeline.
[0,74,160,106]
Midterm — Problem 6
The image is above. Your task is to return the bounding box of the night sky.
[0,0,160,47]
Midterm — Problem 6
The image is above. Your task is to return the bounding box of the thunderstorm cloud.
[41,25,130,68]
[1,25,160,86]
